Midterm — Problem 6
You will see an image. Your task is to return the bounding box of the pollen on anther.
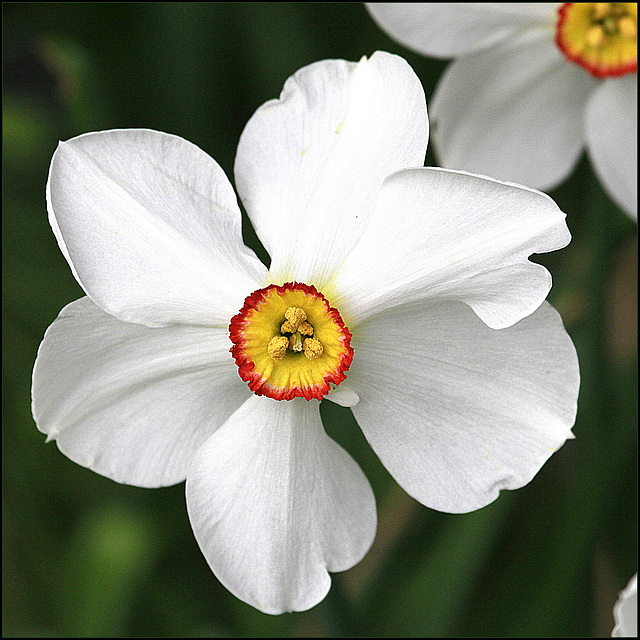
[298,321,314,336]
[594,3,610,20]
[587,25,606,47]
[619,15,637,37]
[229,282,354,401]
[303,338,323,360]
[267,335,289,359]
[281,320,297,333]
[284,307,307,329]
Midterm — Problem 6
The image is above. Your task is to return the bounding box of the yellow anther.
[303,338,324,360]
[618,15,637,38]
[267,335,289,360]
[268,305,322,359]
[298,321,314,336]
[284,307,307,329]
[289,331,303,352]
[281,320,297,334]
[594,3,612,20]
[587,24,607,47]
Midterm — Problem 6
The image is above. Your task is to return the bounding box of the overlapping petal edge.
[365,4,637,219]
[229,282,354,401]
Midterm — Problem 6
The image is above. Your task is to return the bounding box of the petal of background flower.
[585,75,638,220]
[365,2,557,58]
[430,29,597,191]
[348,300,579,513]
[47,129,268,328]
[329,167,570,329]
[613,573,637,637]
[185,395,377,614]
[32,297,251,487]
[234,51,428,289]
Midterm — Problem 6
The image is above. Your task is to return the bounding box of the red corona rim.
[229,282,354,401]
[556,3,637,78]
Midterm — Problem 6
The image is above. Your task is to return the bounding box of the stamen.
[619,15,637,37]
[281,320,297,333]
[298,321,314,336]
[284,307,307,329]
[267,335,289,359]
[594,3,611,20]
[303,338,323,360]
[229,282,354,401]
[587,24,606,47]
[271,307,320,359]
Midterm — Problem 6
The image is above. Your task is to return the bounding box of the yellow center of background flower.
[229,282,353,401]
[556,3,637,77]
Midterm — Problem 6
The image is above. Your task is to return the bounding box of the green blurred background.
[3,2,637,637]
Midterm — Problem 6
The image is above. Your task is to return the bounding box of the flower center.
[556,3,637,78]
[229,282,353,401]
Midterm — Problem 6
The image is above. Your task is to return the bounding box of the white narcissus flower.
[365,3,638,219]
[613,573,638,637]
[32,51,580,614]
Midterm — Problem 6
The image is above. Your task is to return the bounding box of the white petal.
[366,3,557,58]
[348,300,579,513]
[47,129,268,328]
[613,574,637,637]
[185,395,377,614]
[585,75,638,220]
[329,167,570,329]
[325,384,360,408]
[32,297,251,487]
[234,51,428,288]
[430,30,597,191]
